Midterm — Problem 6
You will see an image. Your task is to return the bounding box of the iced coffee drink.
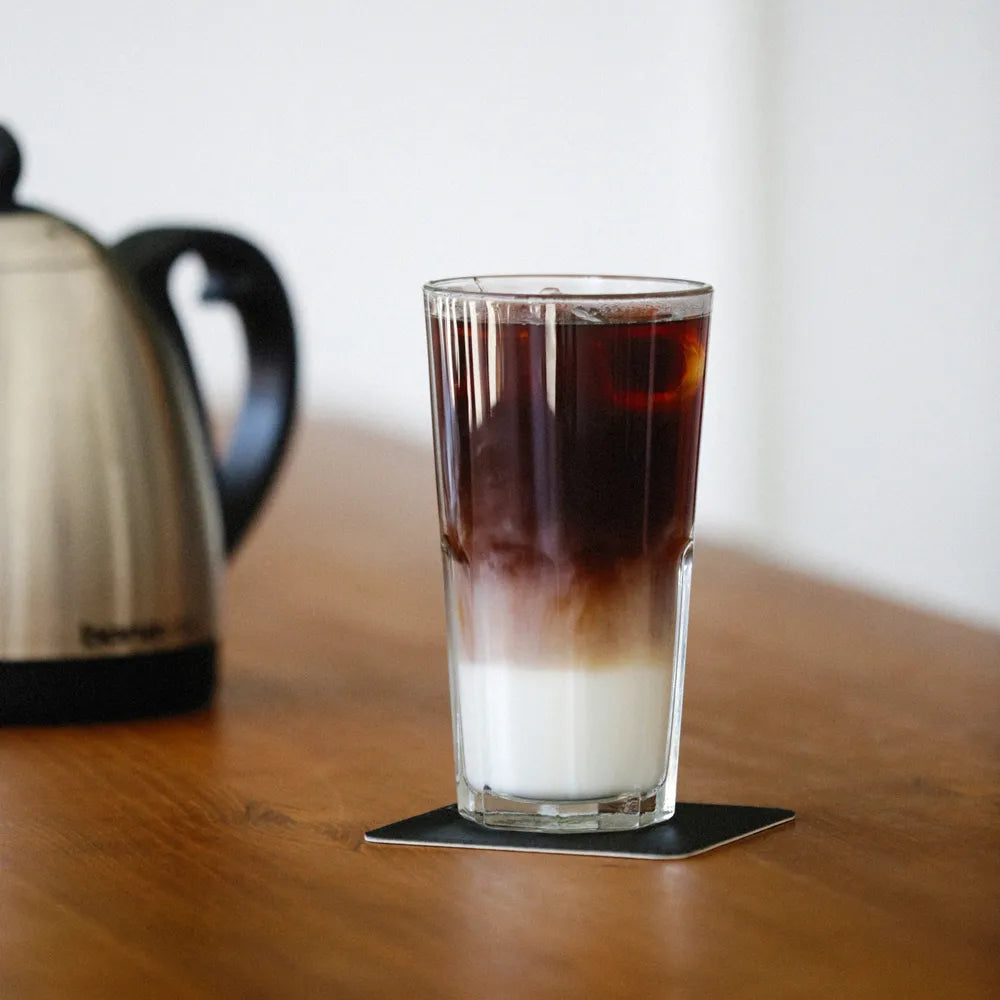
[424,276,711,832]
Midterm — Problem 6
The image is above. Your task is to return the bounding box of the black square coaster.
[365,802,795,860]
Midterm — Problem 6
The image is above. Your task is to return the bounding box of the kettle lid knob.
[0,124,22,209]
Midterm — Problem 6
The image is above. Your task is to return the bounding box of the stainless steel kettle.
[0,125,297,723]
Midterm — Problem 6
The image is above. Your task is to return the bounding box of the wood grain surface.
[1,422,997,999]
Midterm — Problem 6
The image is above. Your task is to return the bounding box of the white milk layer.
[456,659,672,800]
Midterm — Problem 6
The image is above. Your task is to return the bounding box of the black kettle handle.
[113,227,297,555]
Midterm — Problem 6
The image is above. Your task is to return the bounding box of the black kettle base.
[0,642,216,725]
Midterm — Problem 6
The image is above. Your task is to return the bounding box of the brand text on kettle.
[79,622,167,648]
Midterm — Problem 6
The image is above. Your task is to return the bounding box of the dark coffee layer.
[429,312,709,578]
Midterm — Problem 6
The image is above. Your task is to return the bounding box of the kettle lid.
[0,124,103,271]
[0,124,21,210]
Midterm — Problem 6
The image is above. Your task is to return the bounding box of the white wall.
[760,0,1000,627]
[3,1,998,627]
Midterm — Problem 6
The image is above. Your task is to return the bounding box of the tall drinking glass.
[424,276,712,832]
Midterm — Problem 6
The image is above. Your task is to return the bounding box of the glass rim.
[423,274,713,301]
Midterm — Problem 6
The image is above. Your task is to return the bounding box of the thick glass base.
[457,775,674,834]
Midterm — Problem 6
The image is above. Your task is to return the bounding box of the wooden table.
[2,422,997,998]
